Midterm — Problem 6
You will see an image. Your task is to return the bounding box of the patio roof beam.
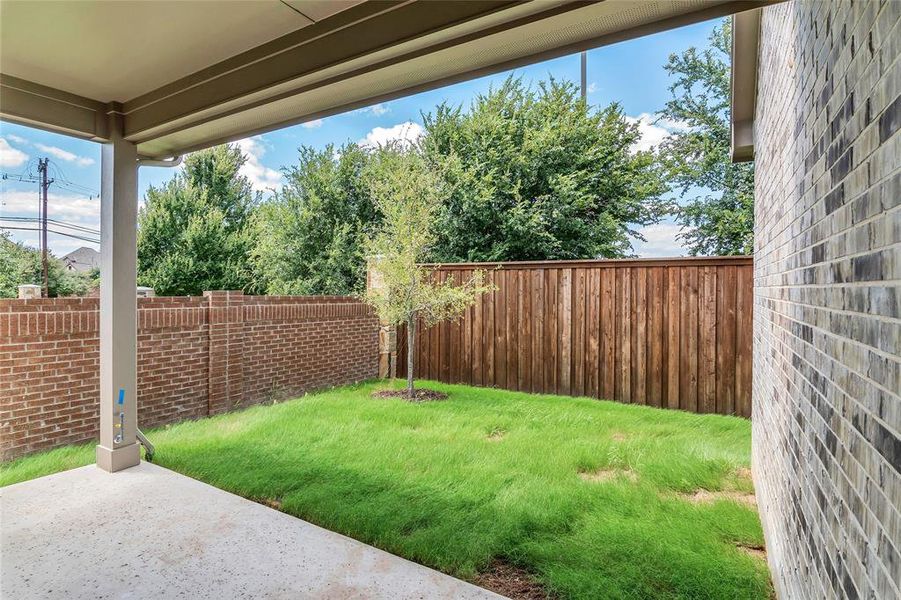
[120,0,522,141]
[0,75,108,141]
[129,1,773,159]
[730,8,761,162]
[1,1,774,159]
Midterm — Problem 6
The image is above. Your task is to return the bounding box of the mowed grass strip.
[1,381,771,599]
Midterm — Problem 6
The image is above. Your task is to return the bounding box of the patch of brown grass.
[578,468,638,483]
[487,429,506,442]
[736,542,767,561]
[680,489,757,507]
[474,559,555,600]
[371,389,448,402]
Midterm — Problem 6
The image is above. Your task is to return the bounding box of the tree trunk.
[406,316,416,398]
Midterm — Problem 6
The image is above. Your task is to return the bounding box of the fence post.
[366,256,397,379]
[205,290,245,414]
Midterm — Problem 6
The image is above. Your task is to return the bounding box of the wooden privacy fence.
[397,257,753,417]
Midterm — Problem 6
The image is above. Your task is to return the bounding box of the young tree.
[363,147,492,398]
[137,145,258,295]
[423,77,666,261]
[657,20,755,255]
[251,144,378,295]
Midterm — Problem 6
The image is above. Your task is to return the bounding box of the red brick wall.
[242,297,379,405]
[0,292,378,460]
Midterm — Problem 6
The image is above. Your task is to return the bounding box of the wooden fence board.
[648,268,664,407]
[397,257,752,417]
[531,270,543,393]
[633,267,647,405]
[735,266,753,417]
[699,266,718,413]
[600,268,615,400]
[559,269,573,396]
[586,268,600,399]
[716,265,737,415]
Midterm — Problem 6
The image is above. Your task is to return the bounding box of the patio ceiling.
[1,0,768,158]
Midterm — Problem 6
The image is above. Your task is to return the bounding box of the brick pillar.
[205,290,245,415]
[366,256,396,378]
[378,325,397,379]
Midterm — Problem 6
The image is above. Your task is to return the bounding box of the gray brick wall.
[752,1,900,598]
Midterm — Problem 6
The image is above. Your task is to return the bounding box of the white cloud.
[623,113,689,153]
[1,189,99,222]
[624,114,671,153]
[356,103,390,116]
[631,222,687,258]
[34,143,95,166]
[587,82,598,94]
[301,119,323,129]
[234,136,283,193]
[358,121,424,149]
[0,138,29,168]
[6,134,28,145]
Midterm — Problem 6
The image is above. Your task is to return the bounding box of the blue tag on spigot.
[118,388,125,405]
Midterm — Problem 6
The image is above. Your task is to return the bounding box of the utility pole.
[36,158,54,297]
[580,51,587,101]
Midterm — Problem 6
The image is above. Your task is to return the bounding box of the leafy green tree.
[137,145,258,295]
[658,21,755,255]
[0,233,90,298]
[252,78,668,295]
[363,148,491,397]
[423,77,665,262]
[251,144,377,295]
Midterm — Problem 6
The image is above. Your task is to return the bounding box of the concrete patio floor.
[1,462,503,599]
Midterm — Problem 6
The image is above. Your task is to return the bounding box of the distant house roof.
[61,246,99,272]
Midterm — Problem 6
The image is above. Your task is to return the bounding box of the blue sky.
[0,17,720,258]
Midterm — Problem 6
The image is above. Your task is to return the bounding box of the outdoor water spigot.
[114,388,125,444]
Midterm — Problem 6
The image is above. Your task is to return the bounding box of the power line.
[0,215,100,235]
[0,225,100,245]
[1,159,99,197]
[580,51,587,101]
[0,158,102,294]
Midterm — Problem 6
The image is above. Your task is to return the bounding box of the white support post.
[96,107,140,472]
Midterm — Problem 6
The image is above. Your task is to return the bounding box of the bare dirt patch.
[260,498,282,510]
[371,389,448,402]
[611,432,629,442]
[736,542,767,561]
[734,467,753,481]
[578,468,638,483]
[681,489,757,507]
[474,559,555,600]
[487,428,507,441]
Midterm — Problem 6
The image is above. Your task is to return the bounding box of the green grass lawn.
[1,381,770,599]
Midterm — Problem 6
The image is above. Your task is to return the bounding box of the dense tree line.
[0,233,94,298]
[0,22,750,299]
[137,146,258,295]
[137,78,667,296]
[130,21,751,297]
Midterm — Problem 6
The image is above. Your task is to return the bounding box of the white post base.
[96,443,141,473]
